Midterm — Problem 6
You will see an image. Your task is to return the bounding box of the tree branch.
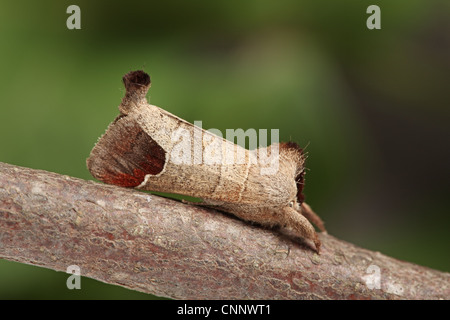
[0,161,448,299]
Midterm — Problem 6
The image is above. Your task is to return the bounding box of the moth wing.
[87,113,167,188]
[137,107,304,207]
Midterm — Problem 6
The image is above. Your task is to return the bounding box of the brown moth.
[87,70,326,252]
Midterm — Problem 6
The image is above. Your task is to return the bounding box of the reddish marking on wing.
[89,119,166,188]
[105,170,146,188]
[102,146,166,188]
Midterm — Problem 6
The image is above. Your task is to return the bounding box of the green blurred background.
[0,0,449,299]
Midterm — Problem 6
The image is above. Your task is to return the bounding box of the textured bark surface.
[0,161,449,299]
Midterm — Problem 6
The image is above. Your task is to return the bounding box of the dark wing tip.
[122,70,151,94]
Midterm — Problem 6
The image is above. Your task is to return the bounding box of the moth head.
[279,141,306,205]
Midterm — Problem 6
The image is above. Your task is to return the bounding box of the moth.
[87,70,326,252]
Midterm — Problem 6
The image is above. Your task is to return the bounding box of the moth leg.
[283,207,321,253]
[300,202,326,233]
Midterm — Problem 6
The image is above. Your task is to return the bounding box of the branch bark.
[0,161,448,299]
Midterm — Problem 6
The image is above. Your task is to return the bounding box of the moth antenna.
[302,141,311,151]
